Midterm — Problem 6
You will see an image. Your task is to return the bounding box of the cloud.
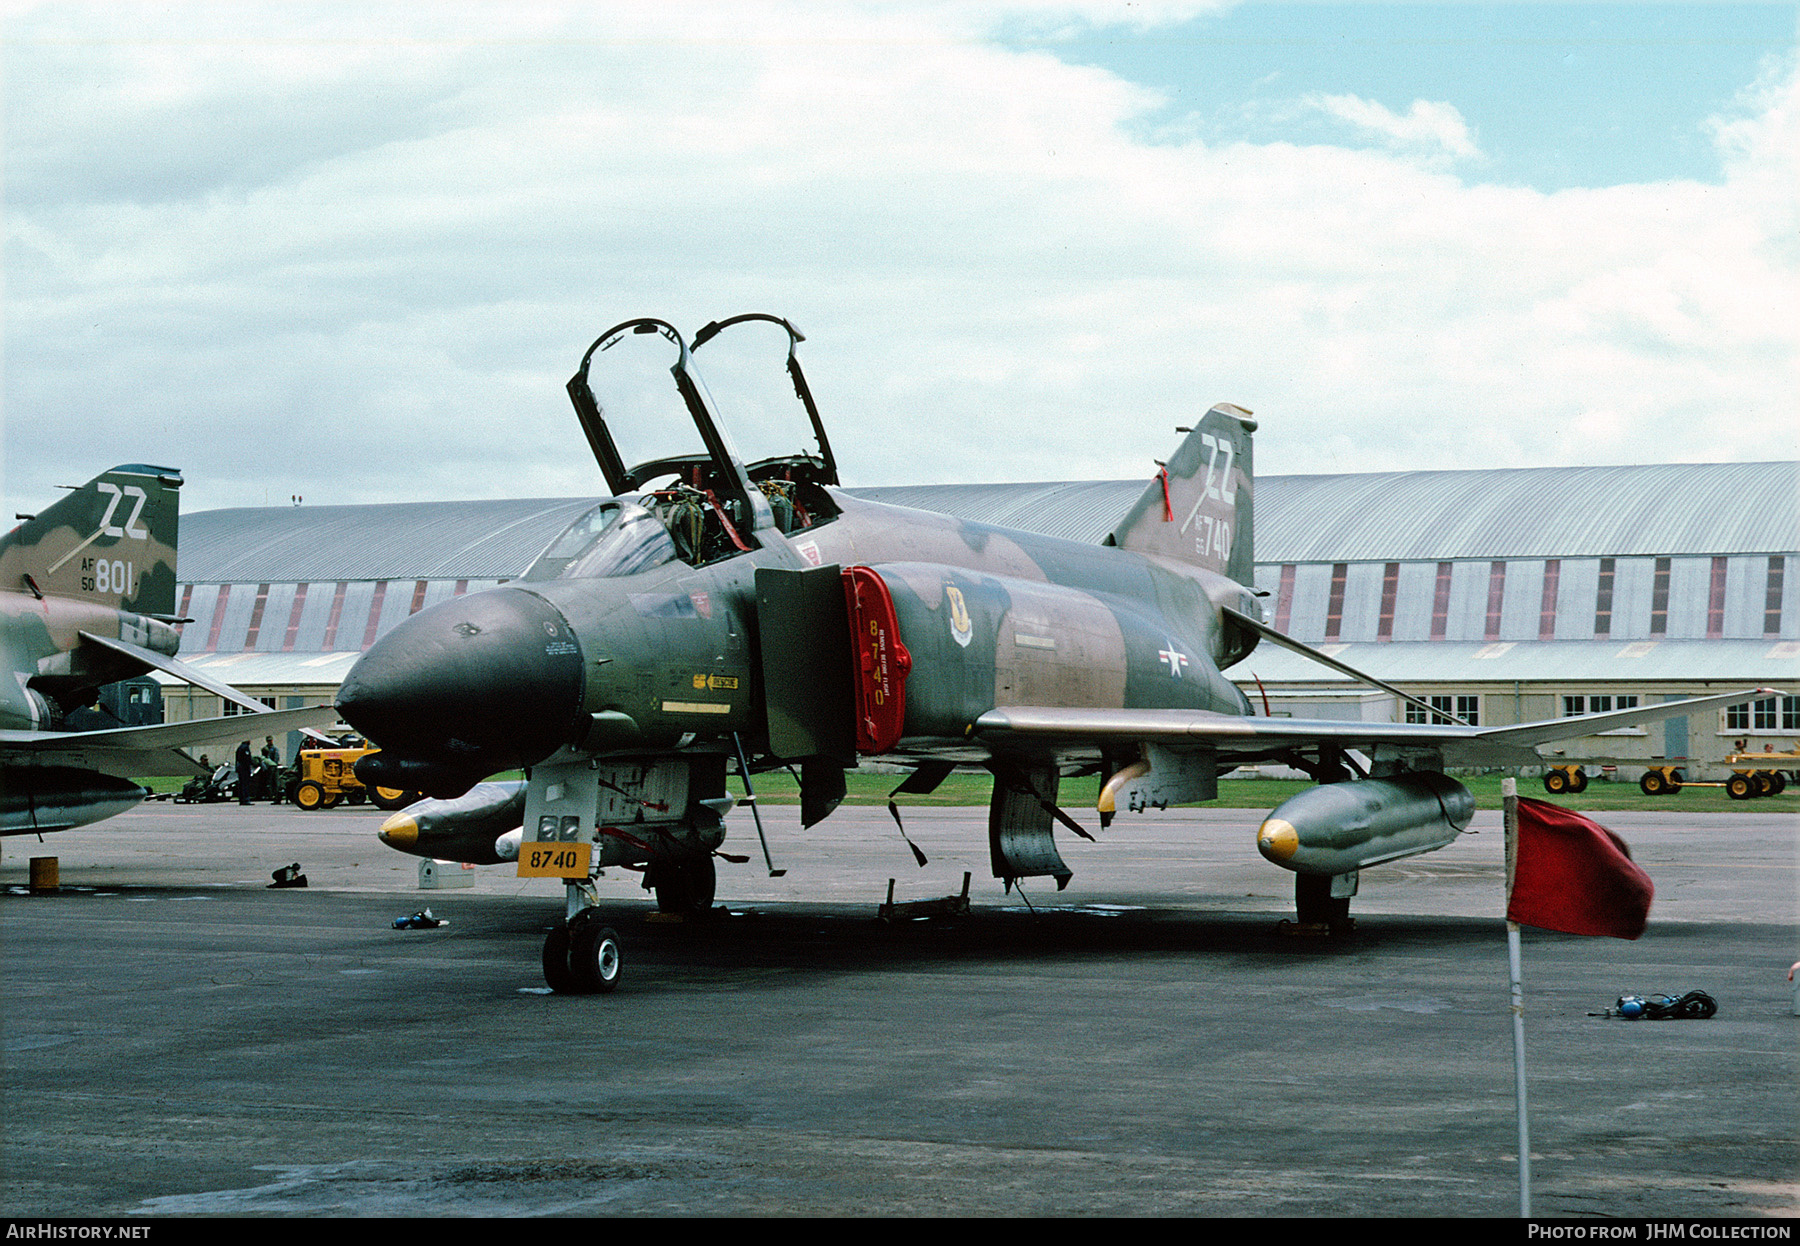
[1,3,1793,521]
[1300,93,1481,164]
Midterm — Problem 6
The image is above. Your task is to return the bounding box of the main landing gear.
[1286,871,1357,936]
[646,853,717,916]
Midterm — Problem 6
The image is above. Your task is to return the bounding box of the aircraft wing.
[80,631,288,715]
[79,631,339,745]
[974,687,1780,771]
[0,704,338,779]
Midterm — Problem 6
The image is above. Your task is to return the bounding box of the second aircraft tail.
[0,465,184,616]
[1106,403,1254,585]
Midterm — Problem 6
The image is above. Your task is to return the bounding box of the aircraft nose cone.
[337,587,584,777]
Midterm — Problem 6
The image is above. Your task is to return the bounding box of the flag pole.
[1503,776,1532,1217]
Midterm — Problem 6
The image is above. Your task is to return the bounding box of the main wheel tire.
[1727,774,1754,800]
[541,925,576,994]
[294,780,326,810]
[1640,771,1666,796]
[1771,772,1787,795]
[369,785,418,812]
[1568,769,1589,794]
[1543,769,1569,794]
[1294,872,1352,928]
[652,855,717,916]
[1753,771,1775,796]
[569,923,623,994]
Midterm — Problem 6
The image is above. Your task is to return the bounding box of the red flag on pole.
[1506,797,1653,940]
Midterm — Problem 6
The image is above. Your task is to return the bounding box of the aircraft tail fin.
[0,465,184,616]
[1107,404,1254,584]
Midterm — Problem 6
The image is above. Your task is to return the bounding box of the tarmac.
[1,794,1794,1218]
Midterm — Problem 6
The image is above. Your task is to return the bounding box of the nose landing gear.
[543,908,623,994]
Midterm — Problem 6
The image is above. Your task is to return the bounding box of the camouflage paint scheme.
[0,465,184,731]
[1,466,333,833]
[336,316,1768,990]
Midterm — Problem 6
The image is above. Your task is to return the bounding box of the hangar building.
[163,461,1798,782]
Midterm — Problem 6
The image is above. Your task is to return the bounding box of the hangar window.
[1594,558,1616,636]
[224,696,277,717]
[1563,694,1638,717]
[1376,562,1399,641]
[1405,694,1478,726]
[1728,696,1800,732]
[1564,694,1643,735]
[1430,562,1452,640]
[1649,557,1671,635]
[1766,556,1786,636]
[1324,563,1348,640]
[1707,556,1728,637]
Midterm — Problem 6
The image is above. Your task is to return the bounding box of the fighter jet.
[337,315,1769,993]
[2,465,333,834]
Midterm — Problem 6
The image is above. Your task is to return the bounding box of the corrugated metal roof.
[860,462,1799,562]
[178,498,601,583]
[1252,462,1798,562]
[177,462,1797,584]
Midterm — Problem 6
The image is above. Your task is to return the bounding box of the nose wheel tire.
[541,925,575,994]
[571,923,623,993]
[542,911,622,994]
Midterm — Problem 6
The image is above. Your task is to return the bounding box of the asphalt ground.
[1,795,1794,1219]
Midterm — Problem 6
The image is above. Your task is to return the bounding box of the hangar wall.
[162,463,1798,778]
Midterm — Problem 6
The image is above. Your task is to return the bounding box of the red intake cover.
[843,566,913,753]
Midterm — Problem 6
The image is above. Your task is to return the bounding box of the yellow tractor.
[289,746,420,812]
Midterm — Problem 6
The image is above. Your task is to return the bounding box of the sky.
[2,1,1795,522]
